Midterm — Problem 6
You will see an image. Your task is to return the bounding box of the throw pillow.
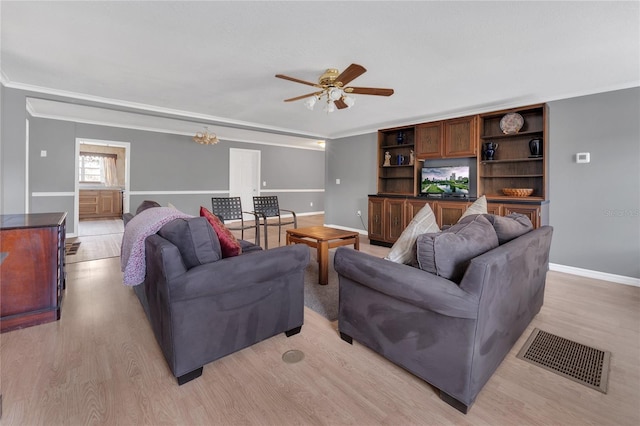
[200,206,242,258]
[385,203,440,264]
[458,195,487,222]
[136,200,161,215]
[416,214,499,283]
[158,217,222,269]
[481,213,533,244]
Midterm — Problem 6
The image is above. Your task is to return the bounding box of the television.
[421,166,470,196]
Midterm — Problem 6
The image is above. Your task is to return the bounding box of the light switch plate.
[40,150,47,157]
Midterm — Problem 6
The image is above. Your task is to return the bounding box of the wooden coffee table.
[286,226,359,285]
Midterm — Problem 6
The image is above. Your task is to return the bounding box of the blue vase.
[397,131,404,145]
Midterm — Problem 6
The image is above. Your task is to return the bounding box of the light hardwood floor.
[1,215,638,425]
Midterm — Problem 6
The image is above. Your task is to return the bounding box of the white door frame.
[74,138,131,236]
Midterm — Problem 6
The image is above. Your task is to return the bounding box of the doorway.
[73,138,131,237]
[229,148,261,217]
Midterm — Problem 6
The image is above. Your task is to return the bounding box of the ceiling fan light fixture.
[343,95,355,108]
[276,64,393,113]
[323,101,336,113]
[304,96,317,110]
[328,87,343,101]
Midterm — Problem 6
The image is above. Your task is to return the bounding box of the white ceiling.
[2,1,639,145]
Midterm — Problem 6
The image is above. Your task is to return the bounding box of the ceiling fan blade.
[275,74,321,88]
[334,99,349,109]
[346,87,394,96]
[335,64,367,87]
[284,91,322,102]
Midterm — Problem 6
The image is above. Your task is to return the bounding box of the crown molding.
[4,79,330,140]
[27,109,325,151]
[329,81,640,140]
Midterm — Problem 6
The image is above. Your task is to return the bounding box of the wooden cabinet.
[369,196,473,244]
[79,190,123,219]
[386,198,405,241]
[368,196,548,245]
[373,103,549,245]
[405,199,431,225]
[1,213,66,332]
[436,201,468,227]
[368,198,384,242]
[415,116,476,159]
[378,117,478,197]
[369,197,407,243]
[502,203,544,229]
[478,104,547,201]
[415,122,443,159]
[444,116,477,157]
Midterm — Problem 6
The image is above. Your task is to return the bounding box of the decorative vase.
[529,138,542,157]
[484,142,498,161]
[397,131,404,145]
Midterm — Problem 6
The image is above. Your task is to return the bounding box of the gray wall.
[325,87,640,279]
[547,88,639,278]
[324,133,378,230]
[1,87,325,234]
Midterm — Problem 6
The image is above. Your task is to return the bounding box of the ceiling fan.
[275,63,394,112]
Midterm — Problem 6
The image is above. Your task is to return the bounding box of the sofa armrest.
[334,247,479,319]
[167,244,310,302]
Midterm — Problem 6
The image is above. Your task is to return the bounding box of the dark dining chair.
[252,196,297,249]
[211,197,261,245]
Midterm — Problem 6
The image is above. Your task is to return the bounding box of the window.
[79,154,104,183]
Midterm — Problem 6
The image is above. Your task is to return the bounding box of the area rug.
[517,328,610,393]
[304,250,339,322]
[65,241,81,256]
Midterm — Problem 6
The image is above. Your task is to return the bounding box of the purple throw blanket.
[120,207,192,286]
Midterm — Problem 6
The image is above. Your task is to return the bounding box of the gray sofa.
[124,203,310,385]
[334,214,553,413]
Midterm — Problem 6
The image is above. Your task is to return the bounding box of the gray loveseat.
[124,203,309,385]
[335,213,553,413]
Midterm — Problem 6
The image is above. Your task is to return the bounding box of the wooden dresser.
[0,212,66,332]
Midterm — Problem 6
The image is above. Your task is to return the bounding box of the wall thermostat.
[576,152,590,163]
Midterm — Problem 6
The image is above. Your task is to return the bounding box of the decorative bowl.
[502,188,533,197]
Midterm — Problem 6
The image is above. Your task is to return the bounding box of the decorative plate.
[500,113,524,134]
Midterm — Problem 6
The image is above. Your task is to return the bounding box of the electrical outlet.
[357,210,361,217]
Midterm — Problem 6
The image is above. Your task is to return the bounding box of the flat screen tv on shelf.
[421,166,470,196]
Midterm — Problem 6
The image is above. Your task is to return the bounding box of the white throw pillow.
[385,203,440,264]
[458,195,487,221]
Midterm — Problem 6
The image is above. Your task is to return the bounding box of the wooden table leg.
[354,234,360,250]
[317,240,329,285]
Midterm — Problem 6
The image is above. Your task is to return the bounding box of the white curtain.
[104,157,119,187]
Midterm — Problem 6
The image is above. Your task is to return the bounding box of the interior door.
[229,148,261,218]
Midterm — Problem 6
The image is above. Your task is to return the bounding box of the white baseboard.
[549,263,640,287]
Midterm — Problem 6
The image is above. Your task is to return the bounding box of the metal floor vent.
[516,328,610,393]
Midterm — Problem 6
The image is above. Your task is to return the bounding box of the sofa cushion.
[158,217,222,269]
[458,195,487,222]
[136,200,162,215]
[385,203,440,264]
[416,214,499,283]
[200,206,242,257]
[483,212,534,244]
